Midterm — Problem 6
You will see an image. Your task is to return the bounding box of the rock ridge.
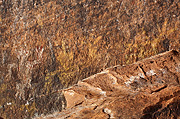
[35,50,180,119]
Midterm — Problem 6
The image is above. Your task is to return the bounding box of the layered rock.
[36,50,180,119]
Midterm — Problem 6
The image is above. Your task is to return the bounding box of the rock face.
[36,50,180,119]
[1,0,180,118]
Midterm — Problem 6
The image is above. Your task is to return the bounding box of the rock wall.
[0,0,180,118]
[36,50,180,119]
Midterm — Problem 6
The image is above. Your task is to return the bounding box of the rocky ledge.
[36,50,180,119]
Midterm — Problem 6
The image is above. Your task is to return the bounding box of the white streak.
[146,70,156,76]
[138,73,145,78]
[7,102,12,106]
[68,90,75,96]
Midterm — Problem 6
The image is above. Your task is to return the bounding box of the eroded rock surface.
[35,50,180,119]
[1,0,180,118]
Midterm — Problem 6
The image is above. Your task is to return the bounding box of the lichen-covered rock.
[35,50,180,119]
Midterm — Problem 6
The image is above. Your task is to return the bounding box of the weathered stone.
[1,0,180,118]
[35,50,180,119]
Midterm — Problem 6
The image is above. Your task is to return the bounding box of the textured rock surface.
[0,0,180,118]
[36,50,180,119]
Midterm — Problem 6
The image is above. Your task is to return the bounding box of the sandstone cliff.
[36,50,180,119]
